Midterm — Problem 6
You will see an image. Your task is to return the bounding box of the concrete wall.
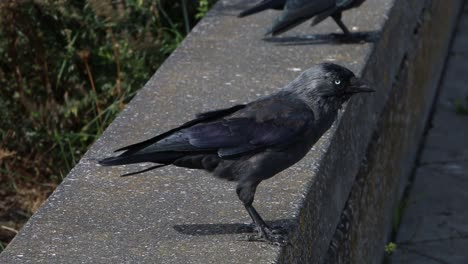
[0,0,463,263]
[324,0,463,263]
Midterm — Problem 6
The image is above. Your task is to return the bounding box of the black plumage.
[99,63,374,244]
[238,0,366,36]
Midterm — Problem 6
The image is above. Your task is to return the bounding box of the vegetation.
[453,95,468,115]
[384,242,397,255]
[0,0,216,251]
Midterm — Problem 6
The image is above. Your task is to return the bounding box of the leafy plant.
[0,0,217,251]
[385,242,397,255]
[196,0,217,19]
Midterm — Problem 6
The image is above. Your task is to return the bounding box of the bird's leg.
[236,183,288,245]
[244,204,287,234]
[331,12,352,38]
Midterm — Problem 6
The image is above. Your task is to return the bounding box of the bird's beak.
[348,77,375,93]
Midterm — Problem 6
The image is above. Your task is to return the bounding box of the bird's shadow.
[263,31,380,46]
[173,218,296,236]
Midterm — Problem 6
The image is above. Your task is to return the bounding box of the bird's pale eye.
[334,80,341,85]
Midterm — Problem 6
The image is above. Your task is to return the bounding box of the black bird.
[99,63,374,244]
[238,0,366,37]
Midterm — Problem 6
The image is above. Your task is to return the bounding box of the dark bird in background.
[99,63,374,245]
[238,0,366,37]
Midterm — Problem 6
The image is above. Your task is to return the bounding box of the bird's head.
[287,63,374,108]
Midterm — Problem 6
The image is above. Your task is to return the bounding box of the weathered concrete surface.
[389,4,468,263]
[0,0,462,263]
[323,0,464,263]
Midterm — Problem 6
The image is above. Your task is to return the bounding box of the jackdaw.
[99,63,374,244]
[238,0,366,37]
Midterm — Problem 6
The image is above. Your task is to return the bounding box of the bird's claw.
[269,224,288,234]
[246,232,289,246]
[243,225,290,246]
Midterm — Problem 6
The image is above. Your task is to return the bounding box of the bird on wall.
[99,63,374,245]
[238,0,366,37]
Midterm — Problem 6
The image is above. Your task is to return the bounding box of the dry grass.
[0,0,216,252]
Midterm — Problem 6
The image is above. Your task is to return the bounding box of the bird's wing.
[337,0,366,8]
[124,96,315,159]
[190,116,310,158]
[150,97,314,158]
[310,6,339,27]
[238,0,286,18]
[267,0,335,35]
[310,0,362,26]
[114,104,246,156]
[336,0,354,7]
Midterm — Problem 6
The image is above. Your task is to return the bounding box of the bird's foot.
[246,225,290,246]
[269,223,288,234]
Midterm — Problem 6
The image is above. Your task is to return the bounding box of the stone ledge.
[323,0,463,263]
[0,0,462,263]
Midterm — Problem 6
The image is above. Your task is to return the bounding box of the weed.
[453,95,468,115]
[0,0,217,252]
[385,242,397,255]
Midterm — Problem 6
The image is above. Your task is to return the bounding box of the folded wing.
[238,0,286,18]
[99,97,314,166]
[268,0,335,35]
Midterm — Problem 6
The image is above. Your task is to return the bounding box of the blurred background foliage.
[0,0,216,251]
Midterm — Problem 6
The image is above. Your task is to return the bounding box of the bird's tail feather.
[98,152,182,166]
[99,156,142,166]
[238,0,277,18]
[267,16,310,36]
